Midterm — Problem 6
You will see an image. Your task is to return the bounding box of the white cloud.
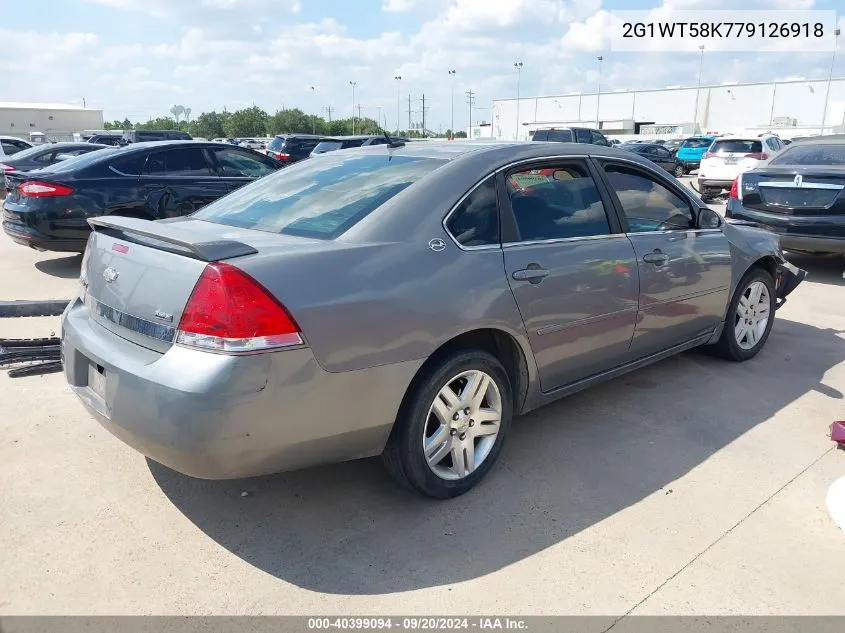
[383,0,417,11]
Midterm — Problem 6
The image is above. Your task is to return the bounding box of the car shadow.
[34,255,82,279]
[785,252,844,287]
[149,317,845,596]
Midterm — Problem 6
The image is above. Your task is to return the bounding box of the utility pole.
[349,81,357,135]
[596,56,603,128]
[394,76,402,134]
[310,86,316,134]
[821,28,841,134]
[357,104,362,127]
[421,93,426,137]
[323,105,334,123]
[465,89,476,135]
[408,93,412,132]
[448,69,456,139]
[514,61,523,140]
[694,45,704,131]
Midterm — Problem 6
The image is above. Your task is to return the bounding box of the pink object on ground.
[831,421,845,444]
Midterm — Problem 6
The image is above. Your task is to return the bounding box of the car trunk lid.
[83,216,318,353]
[741,168,845,216]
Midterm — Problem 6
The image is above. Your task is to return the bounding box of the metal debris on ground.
[0,300,70,378]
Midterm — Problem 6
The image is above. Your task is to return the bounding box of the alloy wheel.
[423,370,502,480]
[734,280,771,350]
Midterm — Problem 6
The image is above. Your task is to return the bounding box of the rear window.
[710,139,762,154]
[267,137,285,152]
[548,129,573,142]
[680,138,712,149]
[194,153,447,239]
[313,141,342,153]
[770,143,845,166]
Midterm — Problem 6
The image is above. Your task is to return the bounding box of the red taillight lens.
[744,152,768,160]
[729,178,739,199]
[176,262,302,353]
[0,163,14,172]
[702,152,713,160]
[18,181,74,197]
[274,152,290,161]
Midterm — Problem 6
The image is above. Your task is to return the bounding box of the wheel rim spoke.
[451,442,468,477]
[472,421,499,437]
[462,371,489,411]
[473,408,500,424]
[738,295,750,309]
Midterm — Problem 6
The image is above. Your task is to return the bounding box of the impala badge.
[153,310,173,322]
[102,267,119,283]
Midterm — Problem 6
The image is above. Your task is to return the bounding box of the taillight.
[729,176,739,200]
[702,152,714,160]
[176,262,302,353]
[274,152,290,161]
[744,152,768,160]
[0,163,14,172]
[18,181,74,198]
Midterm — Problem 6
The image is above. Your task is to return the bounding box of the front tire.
[382,350,513,498]
[711,267,776,361]
[674,164,685,178]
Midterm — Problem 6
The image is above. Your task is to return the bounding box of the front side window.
[213,147,277,178]
[144,148,212,176]
[446,176,499,247]
[591,131,609,146]
[506,163,612,242]
[193,153,446,239]
[575,128,591,143]
[654,146,673,159]
[603,164,694,232]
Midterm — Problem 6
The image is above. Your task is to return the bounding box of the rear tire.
[382,350,512,499]
[673,164,685,178]
[710,267,776,362]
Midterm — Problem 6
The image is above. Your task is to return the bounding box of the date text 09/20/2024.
[307,618,528,630]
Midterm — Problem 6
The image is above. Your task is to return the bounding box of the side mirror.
[698,207,722,229]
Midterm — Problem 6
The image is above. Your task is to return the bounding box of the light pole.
[377,106,383,130]
[310,86,316,134]
[694,45,704,132]
[349,81,357,135]
[514,62,523,140]
[448,69,456,139]
[394,76,402,135]
[595,56,603,128]
[821,28,841,135]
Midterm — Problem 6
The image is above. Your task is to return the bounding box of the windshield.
[36,147,119,172]
[711,139,762,154]
[194,152,447,239]
[769,143,845,166]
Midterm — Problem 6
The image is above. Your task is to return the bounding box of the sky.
[2,0,843,132]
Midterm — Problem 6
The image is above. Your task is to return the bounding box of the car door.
[596,160,732,357]
[652,146,676,172]
[574,128,592,144]
[209,146,281,193]
[499,159,640,392]
[140,146,229,218]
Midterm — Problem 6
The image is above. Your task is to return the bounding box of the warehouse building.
[0,102,104,142]
[483,76,845,141]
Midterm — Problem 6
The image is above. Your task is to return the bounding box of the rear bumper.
[680,159,701,169]
[697,178,733,190]
[61,298,419,479]
[2,219,88,252]
[726,200,845,254]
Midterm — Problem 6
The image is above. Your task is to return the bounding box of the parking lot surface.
[2,183,844,615]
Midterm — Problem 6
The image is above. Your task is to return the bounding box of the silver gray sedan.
[61,142,806,498]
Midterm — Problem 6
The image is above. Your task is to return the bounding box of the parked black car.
[310,135,407,155]
[530,127,610,146]
[2,141,281,252]
[726,138,845,254]
[662,138,684,154]
[620,143,686,177]
[0,143,107,197]
[121,130,192,143]
[264,134,330,164]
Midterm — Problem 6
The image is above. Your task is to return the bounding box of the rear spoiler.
[88,216,257,262]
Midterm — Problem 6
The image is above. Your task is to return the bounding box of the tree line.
[103,106,467,139]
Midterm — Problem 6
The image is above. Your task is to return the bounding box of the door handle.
[642,250,669,265]
[512,267,550,283]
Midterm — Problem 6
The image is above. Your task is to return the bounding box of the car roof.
[790,134,845,145]
[273,134,326,139]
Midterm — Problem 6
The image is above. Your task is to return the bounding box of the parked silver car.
[61,142,806,498]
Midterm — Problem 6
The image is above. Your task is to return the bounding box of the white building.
[0,102,104,142]
[490,76,845,141]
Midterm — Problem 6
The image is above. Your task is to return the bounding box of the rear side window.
[547,130,573,142]
[1,140,25,155]
[765,138,779,151]
[313,141,341,153]
[298,139,320,153]
[506,163,611,241]
[591,131,609,146]
[110,153,147,175]
[710,139,762,154]
[193,153,447,239]
[770,143,845,166]
[144,148,212,176]
[575,129,591,143]
[213,147,277,178]
[446,177,499,247]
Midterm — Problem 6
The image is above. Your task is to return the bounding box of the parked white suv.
[697,134,786,198]
[0,136,34,159]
